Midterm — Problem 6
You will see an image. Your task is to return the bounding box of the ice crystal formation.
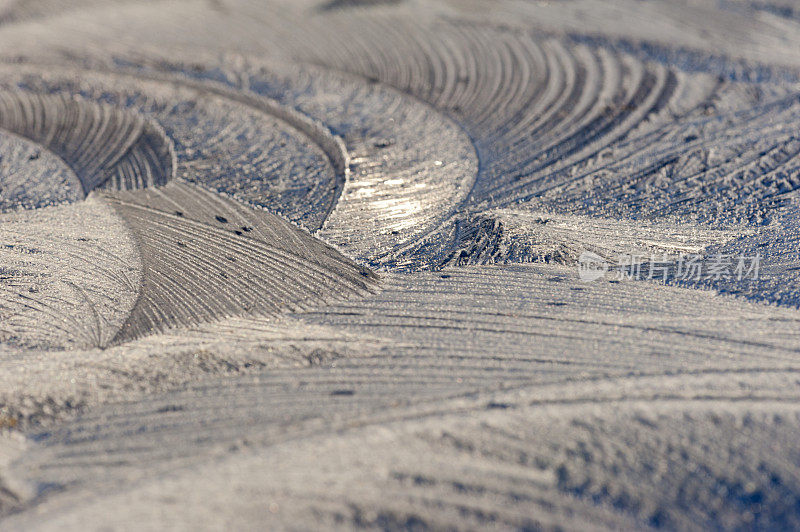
[2,0,800,529]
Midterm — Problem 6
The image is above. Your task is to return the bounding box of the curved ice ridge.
[117,54,479,267]
[0,90,174,207]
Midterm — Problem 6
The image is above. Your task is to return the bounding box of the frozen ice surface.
[2,0,800,529]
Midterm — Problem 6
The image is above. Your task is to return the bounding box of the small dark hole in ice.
[156,405,184,413]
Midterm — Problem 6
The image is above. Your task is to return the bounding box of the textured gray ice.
[2,0,800,530]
